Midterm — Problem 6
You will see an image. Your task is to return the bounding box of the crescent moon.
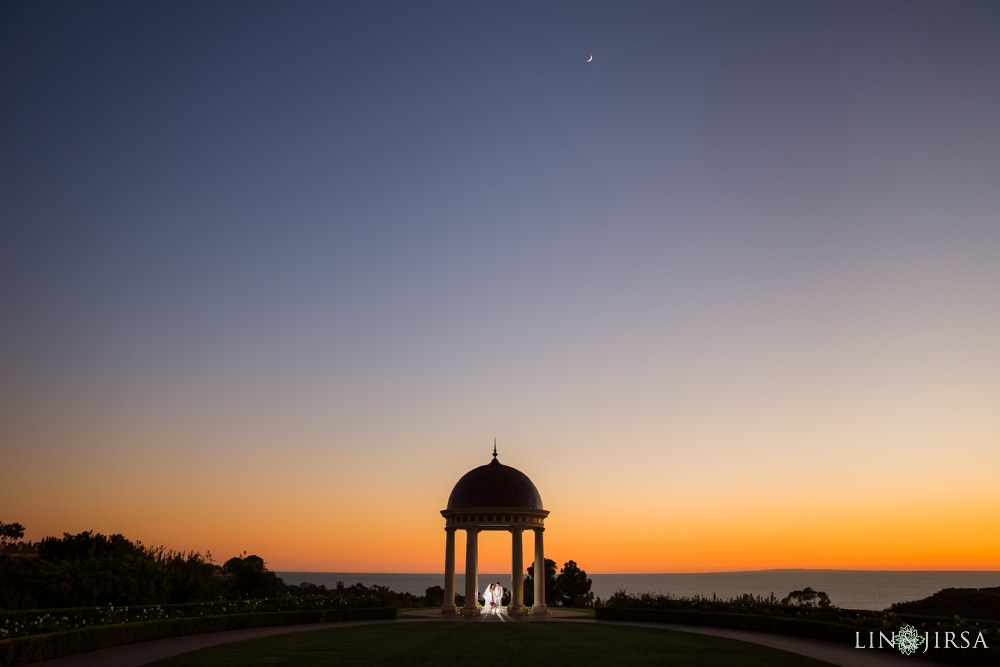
[587,55,593,62]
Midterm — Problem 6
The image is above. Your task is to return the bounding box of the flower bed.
[0,596,360,639]
[0,602,395,667]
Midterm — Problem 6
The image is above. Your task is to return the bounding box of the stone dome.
[446,457,543,510]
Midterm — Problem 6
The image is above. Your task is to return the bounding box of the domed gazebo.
[440,443,549,615]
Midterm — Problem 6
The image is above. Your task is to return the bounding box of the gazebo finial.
[493,438,497,460]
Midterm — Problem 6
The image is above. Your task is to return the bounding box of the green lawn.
[554,606,597,618]
[148,622,833,666]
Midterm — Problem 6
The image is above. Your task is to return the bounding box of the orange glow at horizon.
[7,387,999,575]
[13,465,999,575]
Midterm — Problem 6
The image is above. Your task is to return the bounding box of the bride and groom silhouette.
[482,582,504,615]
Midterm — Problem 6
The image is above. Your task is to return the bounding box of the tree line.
[0,530,292,610]
[0,523,594,611]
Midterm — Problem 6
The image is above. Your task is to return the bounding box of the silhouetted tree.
[223,554,286,599]
[524,558,559,606]
[0,522,25,545]
[782,587,832,608]
[424,585,444,606]
[556,560,594,607]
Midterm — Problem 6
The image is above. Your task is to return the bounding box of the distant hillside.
[888,586,1000,622]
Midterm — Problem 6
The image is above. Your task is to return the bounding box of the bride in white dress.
[482,583,495,614]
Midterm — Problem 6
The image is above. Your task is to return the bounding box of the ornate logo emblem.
[896,624,926,655]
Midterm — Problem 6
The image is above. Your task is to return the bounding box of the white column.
[461,528,480,615]
[532,527,547,613]
[442,527,457,613]
[509,527,525,614]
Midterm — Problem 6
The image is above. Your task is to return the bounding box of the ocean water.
[276,570,1000,611]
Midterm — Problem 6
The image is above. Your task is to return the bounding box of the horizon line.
[274,567,1000,575]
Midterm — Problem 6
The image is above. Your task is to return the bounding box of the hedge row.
[595,607,998,667]
[0,607,396,667]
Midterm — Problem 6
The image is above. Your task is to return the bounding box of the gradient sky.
[2,1,999,574]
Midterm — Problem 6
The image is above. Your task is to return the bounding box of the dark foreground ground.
[30,611,940,667]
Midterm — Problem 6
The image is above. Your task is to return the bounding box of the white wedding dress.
[482,585,494,613]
